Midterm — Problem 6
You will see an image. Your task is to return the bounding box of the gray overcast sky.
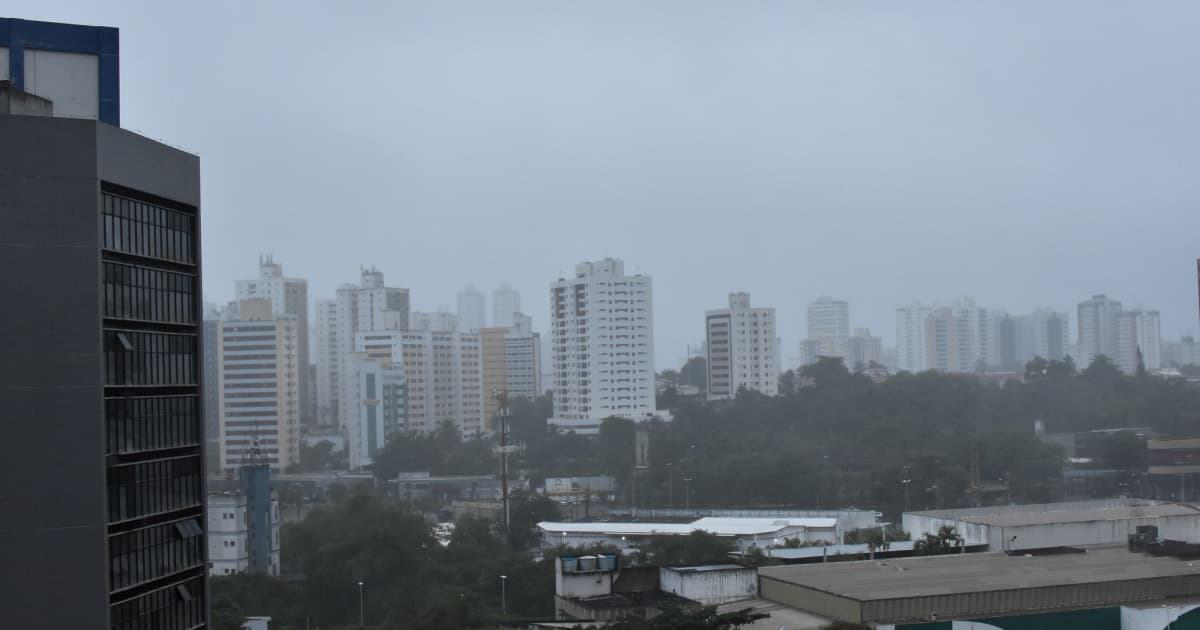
[13,1,1200,368]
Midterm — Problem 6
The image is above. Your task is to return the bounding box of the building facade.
[206,491,281,577]
[236,256,310,424]
[356,330,485,435]
[505,314,542,400]
[895,304,932,372]
[315,267,409,426]
[493,283,521,328]
[846,327,883,369]
[550,258,656,431]
[1078,294,1123,367]
[705,292,779,399]
[0,32,208,627]
[340,355,407,469]
[217,298,301,473]
[805,296,850,362]
[457,284,486,332]
[1115,308,1162,374]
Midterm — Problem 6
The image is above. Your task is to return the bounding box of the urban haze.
[10,1,1200,366]
[6,3,1200,630]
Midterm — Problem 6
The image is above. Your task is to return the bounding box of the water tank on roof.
[598,554,616,571]
[561,556,577,572]
[578,555,597,572]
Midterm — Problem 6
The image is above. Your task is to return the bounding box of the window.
[103,262,197,324]
[107,456,202,523]
[105,396,200,455]
[101,191,196,264]
[108,518,204,592]
[104,331,197,386]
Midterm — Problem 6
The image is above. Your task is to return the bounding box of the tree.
[636,530,732,566]
[778,369,798,397]
[913,526,964,556]
[679,356,708,392]
[210,595,246,630]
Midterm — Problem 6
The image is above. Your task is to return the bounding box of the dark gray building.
[0,86,207,627]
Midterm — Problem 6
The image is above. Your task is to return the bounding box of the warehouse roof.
[758,545,1200,624]
[538,517,837,537]
[908,501,1200,528]
[762,545,1197,600]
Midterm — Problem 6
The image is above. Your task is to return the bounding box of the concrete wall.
[0,115,108,629]
[659,567,758,605]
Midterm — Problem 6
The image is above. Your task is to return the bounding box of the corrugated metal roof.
[760,545,1200,600]
[760,545,1200,624]
[907,499,1200,528]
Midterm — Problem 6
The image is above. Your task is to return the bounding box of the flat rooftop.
[760,546,1200,624]
[907,500,1200,528]
[538,517,837,537]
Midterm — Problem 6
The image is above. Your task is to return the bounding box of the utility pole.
[901,465,912,513]
[684,477,693,512]
[492,389,516,537]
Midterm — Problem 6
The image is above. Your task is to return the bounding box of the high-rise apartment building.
[0,20,208,626]
[1077,294,1123,367]
[458,284,486,332]
[806,296,850,361]
[356,330,485,435]
[550,258,655,433]
[410,309,458,333]
[896,304,933,372]
[847,328,884,369]
[236,256,310,424]
[1115,309,1162,373]
[493,283,522,328]
[1010,309,1070,368]
[314,267,409,426]
[339,355,407,469]
[923,300,992,373]
[217,298,301,473]
[705,292,779,399]
[505,314,543,400]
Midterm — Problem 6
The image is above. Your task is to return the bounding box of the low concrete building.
[207,491,281,577]
[659,565,758,605]
[903,498,1200,551]
[760,545,1200,629]
[538,516,838,551]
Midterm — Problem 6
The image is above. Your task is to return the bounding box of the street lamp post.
[666,463,674,508]
[683,477,693,512]
[357,580,364,628]
[500,574,508,616]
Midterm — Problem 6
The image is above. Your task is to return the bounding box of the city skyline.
[209,256,1192,371]
[9,1,1200,370]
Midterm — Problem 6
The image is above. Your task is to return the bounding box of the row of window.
[110,575,205,630]
[104,330,197,386]
[105,396,200,456]
[102,192,196,264]
[108,456,202,523]
[109,518,204,592]
[103,262,197,325]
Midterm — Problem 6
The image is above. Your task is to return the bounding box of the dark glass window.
[103,262,196,325]
[104,331,197,386]
[105,396,200,455]
[108,518,204,592]
[101,192,196,265]
[107,455,202,523]
[109,575,205,630]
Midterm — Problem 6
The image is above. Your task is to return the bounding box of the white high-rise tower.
[705,292,779,399]
[549,258,655,434]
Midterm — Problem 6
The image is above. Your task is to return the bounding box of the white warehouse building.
[537,517,838,552]
[903,498,1200,552]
